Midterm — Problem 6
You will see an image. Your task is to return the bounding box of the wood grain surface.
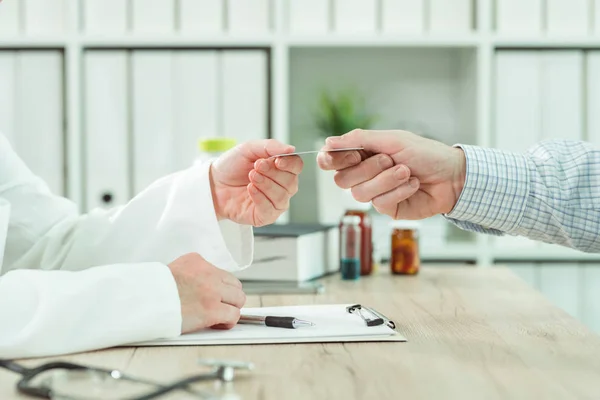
[2,266,600,399]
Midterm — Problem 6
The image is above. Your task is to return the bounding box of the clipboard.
[128,304,406,347]
[346,304,396,329]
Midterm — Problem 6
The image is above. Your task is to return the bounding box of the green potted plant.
[314,88,378,137]
[313,88,379,224]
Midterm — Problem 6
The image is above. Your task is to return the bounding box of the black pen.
[239,315,315,329]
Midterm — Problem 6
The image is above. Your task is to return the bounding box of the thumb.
[325,129,405,155]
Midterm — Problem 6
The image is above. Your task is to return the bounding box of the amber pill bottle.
[390,220,420,275]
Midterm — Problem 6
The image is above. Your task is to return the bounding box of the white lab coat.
[0,134,253,359]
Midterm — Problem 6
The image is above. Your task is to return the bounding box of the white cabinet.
[84,0,127,34]
[382,0,425,34]
[221,51,269,144]
[131,0,175,34]
[0,51,65,195]
[496,0,543,35]
[179,0,223,34]
[131,52,175,194]
[333,0,377,34]
[546,0,590,36]
[23,0,67,34]
[587,52,600,145]
[0,0,21,35]
[429,0,472,33]
[82,49,269,201]
[84,52,130,210]
[172,51,220,170]
[539,51,584,142]
[227,0,271,34]
[539,264,581,319]
[581,265,600,332]
[289,0,329,34]
[16,52,65,195]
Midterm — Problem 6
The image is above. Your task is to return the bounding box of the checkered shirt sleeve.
[445,140,600,253]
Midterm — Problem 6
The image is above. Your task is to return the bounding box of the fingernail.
[259,161,270,172]
[408,177,419,188]
[394,165,408,180]
[326,136,340,144]
[344,152,358,164]
[378,155,393,170]
[253,172,264,183]
[277,158,288,169]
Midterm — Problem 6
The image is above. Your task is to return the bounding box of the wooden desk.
[2,267,600,399]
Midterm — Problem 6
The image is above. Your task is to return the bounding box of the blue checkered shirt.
[445,140,600,253]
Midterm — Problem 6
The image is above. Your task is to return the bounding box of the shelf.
[7,35,600,50]
[493,36,600,49]
[0,37,67,48]
[81,35,275,48]
[492,246,600,262]
[10,34,478,49]
[418,244,600,263]
[0,35,275,49]
[287,35,480,48]
[420,243,479,261]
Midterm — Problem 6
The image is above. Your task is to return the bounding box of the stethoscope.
[0,357,254,400]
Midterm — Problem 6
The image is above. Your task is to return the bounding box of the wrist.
[209,165,226,221]
[450,147,466,212]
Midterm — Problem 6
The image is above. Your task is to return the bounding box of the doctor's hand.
[210,139,303,227]
[316,129,466,220]
[168,253,246,333]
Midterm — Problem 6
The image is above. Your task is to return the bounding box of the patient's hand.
[168,253,246,333]
[317,129,466,220]
[210,139,303,227]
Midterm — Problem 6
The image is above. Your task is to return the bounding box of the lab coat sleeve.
[0,262,181,359]
[0,133,253,358]
[0,140,253,273]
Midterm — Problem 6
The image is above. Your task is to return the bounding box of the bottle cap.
[198,137,237,153]
[389,219,420,230]
[342,215,361,225]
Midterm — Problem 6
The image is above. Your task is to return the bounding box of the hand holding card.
[270,147,364,158]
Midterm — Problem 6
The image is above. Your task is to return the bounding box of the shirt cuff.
[217,219,253,269]
[162,161,254,272]
[445,145,531,233]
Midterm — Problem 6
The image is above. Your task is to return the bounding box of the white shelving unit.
[1,0,600,267]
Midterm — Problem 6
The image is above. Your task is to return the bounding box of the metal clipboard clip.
[346,304,396,330]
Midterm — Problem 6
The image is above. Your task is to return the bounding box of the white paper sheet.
[130,304,406,346]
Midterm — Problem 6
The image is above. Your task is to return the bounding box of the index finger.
[275,155,303,174]
[243,139,296,160]
[324,129,411,156]
[324,129,379,151]
[220,271,243,289]
[317,149,362,171]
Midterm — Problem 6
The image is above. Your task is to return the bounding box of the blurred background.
[1,0,600,331]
